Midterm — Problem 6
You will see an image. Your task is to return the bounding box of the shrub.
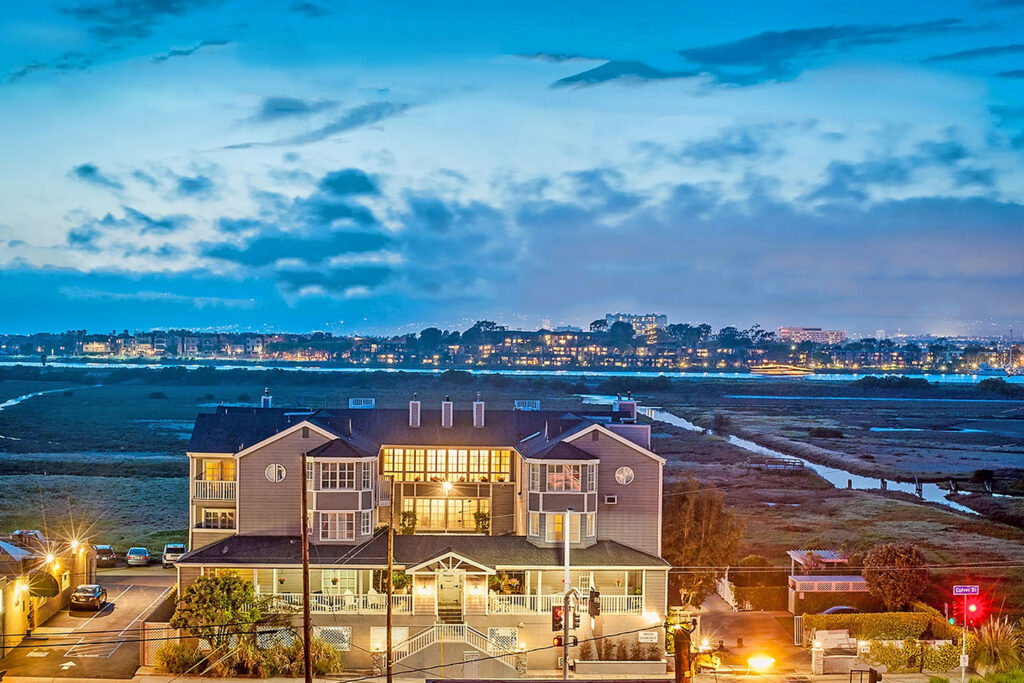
[645,643,663,661]
[578,640,594,660]
[734,585,788,610]
[710,413,731,434]
[155,642,205,674]
[615,639,628,661]
[399,511,416,535]
[629,640,644,661]
[975,617,1021,672]
[600,638,615,661]
[803,613,957,642]
[863,543,929,610]
[148,391,168,399]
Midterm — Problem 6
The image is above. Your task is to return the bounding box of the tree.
[862,543,929,610]
[662,476,743,607]
[169,573,285,651]
[417,327,444,351]
[589,319,608,332]
[606,321,636,349]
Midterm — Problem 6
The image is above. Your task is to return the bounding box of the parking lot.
[0,568,175,679]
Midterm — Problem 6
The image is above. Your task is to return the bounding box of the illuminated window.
[402,498,488,530]
[547,465,581,492]
[491,450,511,482]
[204,459,235,481]
[320,512,355,541]
[528,512,539,536]
[203,509,235,529]
[427,449,447,481]
[469,449,490,482]
[450,450,468,482]
[586,512,596,537]
[546,513,563,542]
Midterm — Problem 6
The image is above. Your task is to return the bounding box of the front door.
[436,569,464,621]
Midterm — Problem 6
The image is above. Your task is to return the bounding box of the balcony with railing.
[489,592,643,615]
[193,480,237,501]
[264,592,412,614]
[376,477,391,505]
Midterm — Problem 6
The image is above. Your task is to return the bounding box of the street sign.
[953,585,979,595]
[639,631,659,643]
[960,654,970,667]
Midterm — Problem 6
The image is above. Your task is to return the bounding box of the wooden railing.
[265,592,412,614]
[193,480,236,501]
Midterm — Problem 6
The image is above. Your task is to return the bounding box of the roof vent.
[441,396,454,429]
[261,388,272,409]
[473,392,485,428]
[409,393,421,428]
[514,399,541,411]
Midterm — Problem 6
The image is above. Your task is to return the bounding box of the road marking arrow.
[61,661,77,670]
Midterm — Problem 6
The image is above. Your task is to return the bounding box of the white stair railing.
[392,624,516,668]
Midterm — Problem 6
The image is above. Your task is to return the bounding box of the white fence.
[266,592,412,614]
[490,592,643,614]
[193,480,237,501]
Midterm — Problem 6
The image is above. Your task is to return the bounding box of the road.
[0,567,174,679]
[698,592,810,675]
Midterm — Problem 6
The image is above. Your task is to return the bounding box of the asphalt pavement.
[0,567,175,680]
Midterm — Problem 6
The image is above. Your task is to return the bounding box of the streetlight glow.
[748,654,775,673]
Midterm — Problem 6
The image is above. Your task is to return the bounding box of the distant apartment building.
[778,327,847,345]
[605,313,667,341]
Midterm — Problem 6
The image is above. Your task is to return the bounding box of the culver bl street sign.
[953,585,979,596]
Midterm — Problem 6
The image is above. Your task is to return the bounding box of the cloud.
[916,140,969,165]
[225,101,411,148]
[132,170,159,188]
[61,286,255,308]
[679,19,968,84]
[175,174,215,199]
[954,167,997,187]
[152,39,229,63]
[251,96,337,122]
[61,0,223,41]
[318,169,378,196]
[676,126,772,163]
[6,51,93,84]
[926,43,1024,62]
[290,2,330,17]
[202,229,391,267]
[70,163,124,191]
[998,70,1024,78]
[552,60,698,87]
[804,159,914,202]
[125,207,192,234]
[516,52,598,63]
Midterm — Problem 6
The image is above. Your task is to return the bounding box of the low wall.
[575,659,667,675]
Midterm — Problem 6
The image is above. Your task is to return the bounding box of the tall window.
[361,510,373,535]
[491,450,511,482]
[320,512,355,541]
[402,498,488,531]
[528,512,539,536]
[426,449,446,481]
[586,512,596,537]
[361,462,372,489]
[321,463,355,490]
[469,450,489,482]
[382,447,512,483]
[203,459,235,481]
[586,465,596,492]
[547,465,581,492]
[545,513,580,542]
[529,464,541,491]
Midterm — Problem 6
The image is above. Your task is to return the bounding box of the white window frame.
[320,512,355,541]
[545,513,562,542]
[547,464,582,492]
[529,463,541,491]
[321,463,356,490]
[265,463,286,482]
[361,510,373,535]
[586,465,597,492]
[528,512,539,537]
[586,512,596,537]
[361,462,372,489]
[203,508,235,529]
[569,513,581,543]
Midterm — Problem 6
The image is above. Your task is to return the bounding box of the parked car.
[125,547,150,567]
[162,543,187,568]
[71,584,108,611]
[93,544,117,567]
[821,606,861,615]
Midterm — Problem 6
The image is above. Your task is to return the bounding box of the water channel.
[578,394,979,515]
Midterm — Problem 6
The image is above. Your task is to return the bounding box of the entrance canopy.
[406,549,495,575]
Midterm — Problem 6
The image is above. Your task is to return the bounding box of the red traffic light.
[952,594,988,627]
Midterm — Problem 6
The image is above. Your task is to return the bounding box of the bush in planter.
[645,644,663,661]
[975,617,1020,673]
[578,640,594,661]
[155,642,205,673]
[629,640,644,661]
[600,638,615,661]
[615,639,628,661]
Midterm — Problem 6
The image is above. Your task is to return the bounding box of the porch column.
[537,572,543,612]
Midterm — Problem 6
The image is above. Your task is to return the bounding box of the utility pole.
[386,475,395,683]
[562,507,572,681]
[300,452,313,683]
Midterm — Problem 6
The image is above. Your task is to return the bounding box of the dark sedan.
[93,544,117,567]
[71,584,108,611]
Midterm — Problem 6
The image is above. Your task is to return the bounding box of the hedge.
[866,636,975,673]
[795,591,880,615]
[734,586,788,611]
[803,613,958,642]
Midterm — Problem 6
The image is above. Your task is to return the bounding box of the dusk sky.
[2,1,1023,337]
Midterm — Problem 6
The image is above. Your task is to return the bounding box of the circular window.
[265,463,286,482]
[615,466,634,485]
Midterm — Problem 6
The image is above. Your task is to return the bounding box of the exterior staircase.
[437,606,463,624]
[393,623,518,669]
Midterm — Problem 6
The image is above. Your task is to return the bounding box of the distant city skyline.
[1,1,1023,336]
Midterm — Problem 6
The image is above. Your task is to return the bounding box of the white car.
[162,543,187,568]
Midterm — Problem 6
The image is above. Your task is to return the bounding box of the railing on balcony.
[376,477,391,505]
[193,480,237,501]
[264,592,412,614]
[490,592,643,614]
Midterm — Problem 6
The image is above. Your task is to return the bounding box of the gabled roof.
[178,534,668,569]
[306,438,374,459]
[524,441,597,462]
[188,405,634,455]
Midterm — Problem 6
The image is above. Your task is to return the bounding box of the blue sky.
[1,0,1023,337]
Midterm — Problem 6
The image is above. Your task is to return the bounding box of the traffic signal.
[572,610,581,629]
[552,605,564,632]
[588,589,601,617]
[553,635,563,647]
[952,596,987,627]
